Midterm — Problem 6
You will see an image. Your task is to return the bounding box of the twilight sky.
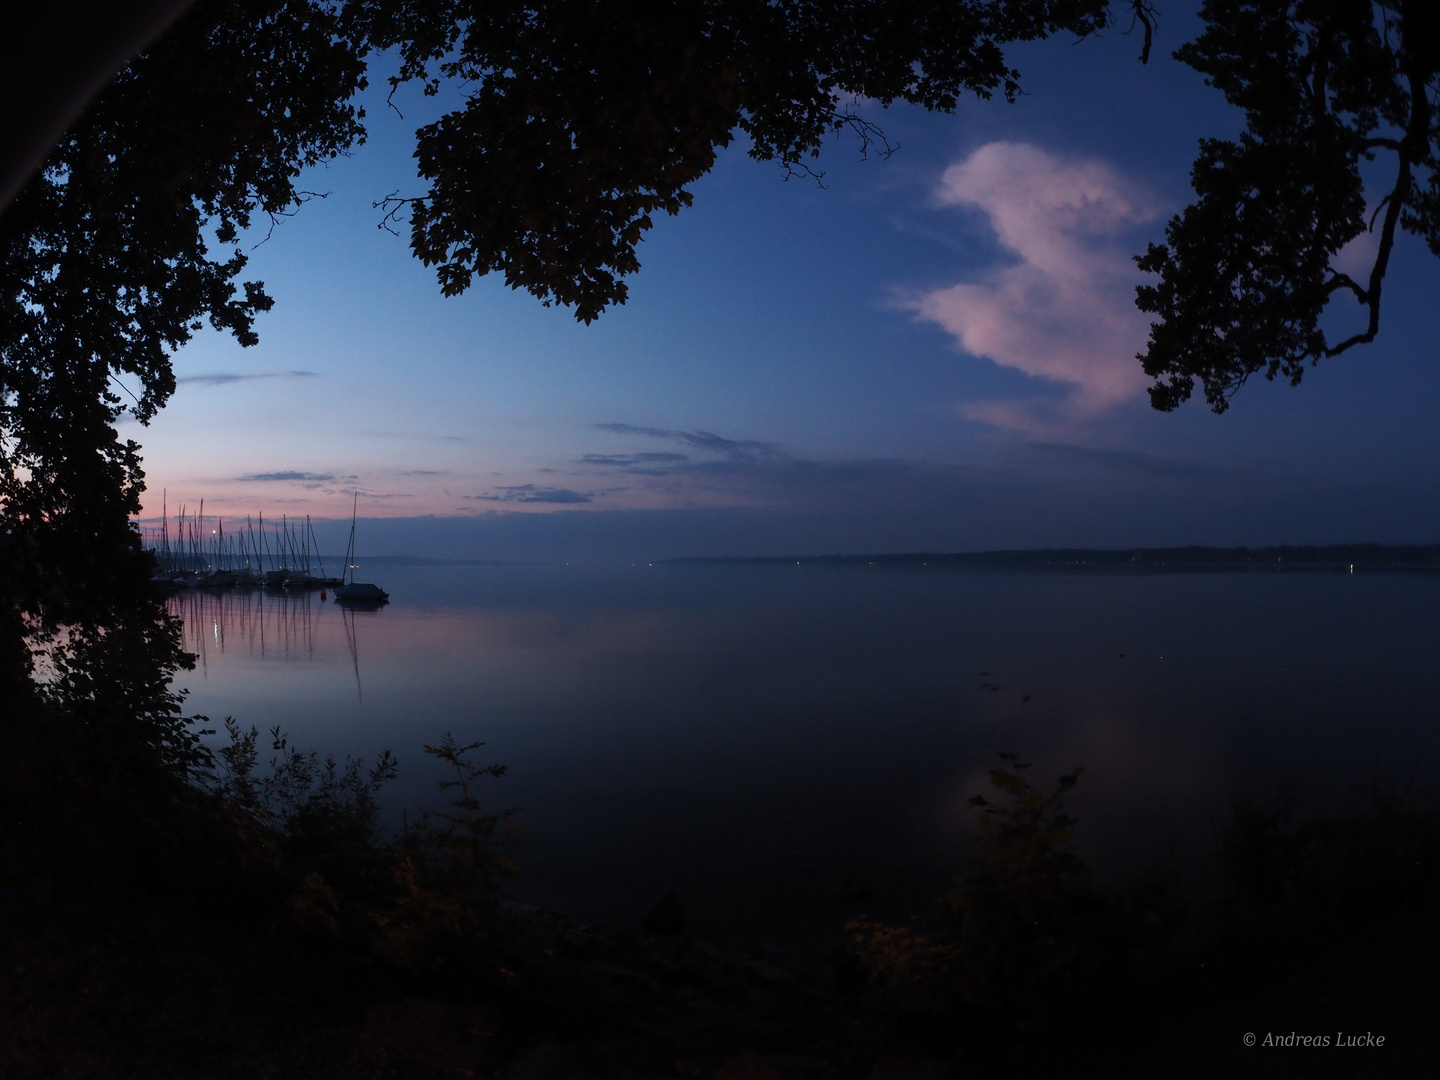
[128,12,1440,561]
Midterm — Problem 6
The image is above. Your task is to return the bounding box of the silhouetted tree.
[1,2,197,210]
[351,0,1118,322]
[0,0,365,695]
[1137,0,1439,412]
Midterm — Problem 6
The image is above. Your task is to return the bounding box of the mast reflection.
[167,588,322,672]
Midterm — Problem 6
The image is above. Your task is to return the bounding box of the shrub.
[851,753,1119,1027]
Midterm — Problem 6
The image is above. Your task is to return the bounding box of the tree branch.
[374,190,423,236]
[1324,64,1427,358]
[831,109,898,163]
[1124,0,1158,65]
[253,190,331,248]
[1323,272,1368,303]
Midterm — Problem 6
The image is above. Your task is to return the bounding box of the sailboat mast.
[345,491,357,586]
[307,515,324,578]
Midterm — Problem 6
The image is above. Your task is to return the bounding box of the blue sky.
[128,13,1440,559]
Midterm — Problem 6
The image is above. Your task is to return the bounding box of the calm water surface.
[170,563,1440,943]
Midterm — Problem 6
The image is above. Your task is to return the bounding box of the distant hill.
[662,544,1440,571]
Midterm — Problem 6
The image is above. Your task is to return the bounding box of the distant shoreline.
[660,544,1440,572]
[323,545,1440,573]
[320,555,513,568]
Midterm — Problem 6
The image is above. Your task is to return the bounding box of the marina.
[143,494,347,593]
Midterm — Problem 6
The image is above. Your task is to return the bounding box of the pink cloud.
[954,399,1065,439]
[907,142,1159,426]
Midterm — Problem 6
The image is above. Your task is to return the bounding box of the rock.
[866,1058,953,1080]
[499,1042,601,1080]
[824,876,871,902]
[641,892,685,937]
[710,1054,804,1080]
[364,997,499,1069]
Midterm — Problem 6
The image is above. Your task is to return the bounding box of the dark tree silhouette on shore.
[0,0,367,710]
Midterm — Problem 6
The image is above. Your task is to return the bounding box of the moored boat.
[334,492,388,605]
[333,581,389,602]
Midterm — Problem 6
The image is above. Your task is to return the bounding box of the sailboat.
[332,491,389,604]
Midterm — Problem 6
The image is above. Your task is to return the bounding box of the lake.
[169,562,1440,945]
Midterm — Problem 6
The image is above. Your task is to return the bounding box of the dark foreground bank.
[4,692,1438,1080]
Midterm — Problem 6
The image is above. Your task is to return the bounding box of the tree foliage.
[355,0,1114,322]
[0,0,366,705]
[1137,0,1440,412]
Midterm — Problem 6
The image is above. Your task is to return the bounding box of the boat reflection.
[167,585,386,704]
[342,602,364,702]
[167,588,325,671]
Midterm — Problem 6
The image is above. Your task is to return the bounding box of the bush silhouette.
[851,753,1120,1028]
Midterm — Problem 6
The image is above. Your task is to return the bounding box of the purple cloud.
[471,485,595,504]
[239,470,334,482]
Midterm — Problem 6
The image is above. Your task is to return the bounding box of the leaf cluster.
[1137,0,1440,412]
[216,718,399,849]
[367,735,523,982]
[36,604,205,775]
[0,0,367,660]
[354,0,1115,322]
[212,723,522,978]
[411,732,519,890]
[1209,785,1440,944]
